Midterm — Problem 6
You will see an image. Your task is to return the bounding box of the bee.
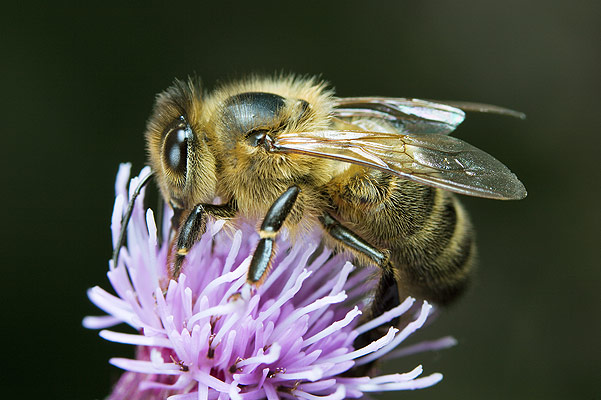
[118,74,525,340]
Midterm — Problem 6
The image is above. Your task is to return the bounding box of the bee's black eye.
[163,118,192,176]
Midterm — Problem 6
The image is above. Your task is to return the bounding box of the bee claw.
[228,291,242,302]
[228,283,253,303]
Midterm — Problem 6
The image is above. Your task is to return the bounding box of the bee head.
[145,78,218,209]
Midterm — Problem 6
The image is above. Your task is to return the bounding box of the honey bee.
[117,74,525,342]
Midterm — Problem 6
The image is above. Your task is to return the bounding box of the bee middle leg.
[247,185,301,285]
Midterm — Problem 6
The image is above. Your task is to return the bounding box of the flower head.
[84,164,455,399]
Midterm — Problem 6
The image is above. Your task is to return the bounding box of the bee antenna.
[111,170,154,269]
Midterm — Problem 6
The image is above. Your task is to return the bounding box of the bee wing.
[333,97,526,134]
[274,130,527,200]
[333,97,466,134]
[427,100,526,119]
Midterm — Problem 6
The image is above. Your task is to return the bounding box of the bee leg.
[354,267,400,348]
[345,267,402,376]
[172,202,236,280]
[319,213,402,365]
[318,213,388,266]
[112,171,154,269]
[247,186,301,285]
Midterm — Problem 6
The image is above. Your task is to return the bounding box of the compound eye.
[163,119,192,176]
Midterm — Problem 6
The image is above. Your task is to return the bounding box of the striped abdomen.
[329,168,476,305]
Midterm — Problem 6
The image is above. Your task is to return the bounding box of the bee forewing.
[402,134,527,199]
[333,97,465,135]
[274,130,527,200]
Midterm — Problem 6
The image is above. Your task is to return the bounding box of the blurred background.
[2,1,599,399]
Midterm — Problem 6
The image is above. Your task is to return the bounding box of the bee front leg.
[247,186,301,285]
[172,202,236,280]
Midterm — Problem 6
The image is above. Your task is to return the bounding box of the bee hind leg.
[319,212,404,370]
[318,212,389,266]
[247,186,301,286]
[354,267,401,349]
[346,267,403,376]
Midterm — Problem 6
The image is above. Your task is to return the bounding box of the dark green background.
[2,1,599,399]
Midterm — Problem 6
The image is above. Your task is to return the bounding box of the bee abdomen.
[395,192,476,305]
[330,169,476,305]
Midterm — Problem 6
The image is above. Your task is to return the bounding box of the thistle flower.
[84,164,456,399]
